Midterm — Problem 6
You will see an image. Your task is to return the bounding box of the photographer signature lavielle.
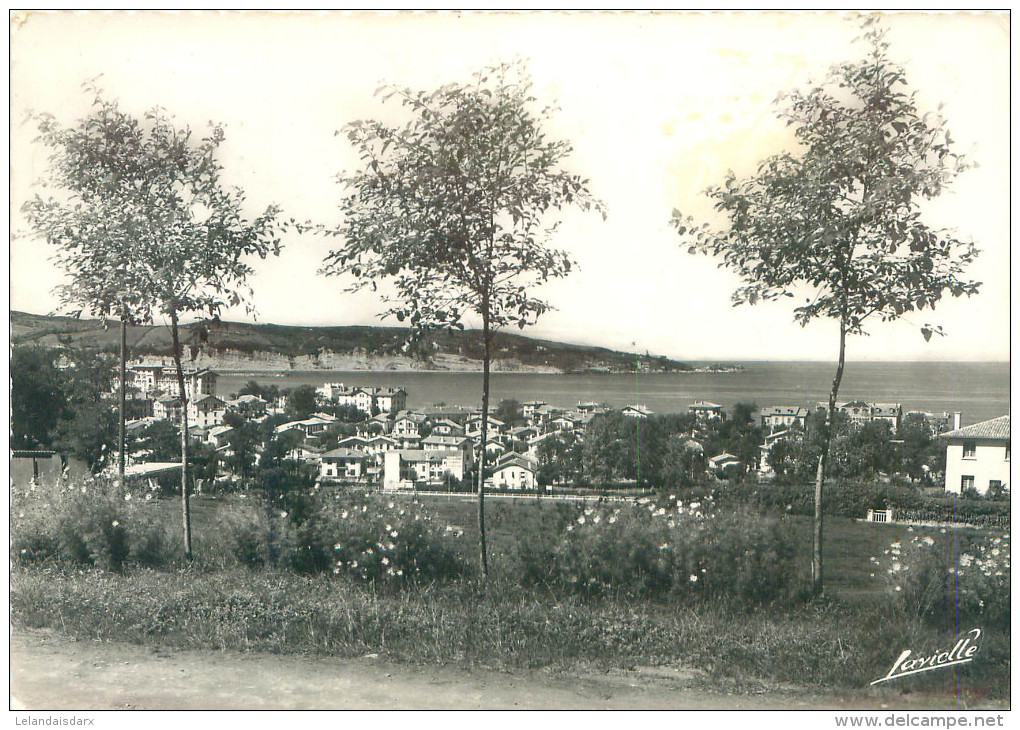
[870,628,982,685]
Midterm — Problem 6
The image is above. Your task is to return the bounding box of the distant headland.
[10,311,742,375]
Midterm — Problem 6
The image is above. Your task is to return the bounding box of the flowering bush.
[526,496,803,603]
[289,494,466,584]
[11,477,180,571]
[871,530,1010,628]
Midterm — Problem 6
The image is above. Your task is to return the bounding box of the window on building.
[963,441,976,459]
[961,475,975,491]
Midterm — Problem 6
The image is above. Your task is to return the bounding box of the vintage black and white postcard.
[8,10,1010,723]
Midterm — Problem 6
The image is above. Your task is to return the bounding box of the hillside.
[10,311,712,374]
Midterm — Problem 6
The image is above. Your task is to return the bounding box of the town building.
[491,454,538,490]
[941,415,1010,496]
[621,404,653,419]
[319,448,371,483]
[127,361,217,400]
[824,401,903,431]
[383,449,465,490]
[189,394,227,428]
[759,406,809,432]
[690,401,724,424]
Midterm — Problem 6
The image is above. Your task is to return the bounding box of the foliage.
[671,18,982,594]
[285,384,318,419]
[322,60,602,334]
[581,411,698,488]
[11,477,181,571]
[23,85,285,326]
[289,494,467,584]
[11,345,118,471]
[220,502,293,569]
[525,498,803,604]
[871,530,1010,629]
[829,420,895,478]
[237,380,281,403]
[659,434,706,490]
[673,20,979,337]
[493,399,525,427]
[321,61,602,575]
[535,431,583,486]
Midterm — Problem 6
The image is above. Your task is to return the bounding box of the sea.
[217,361,1010,428]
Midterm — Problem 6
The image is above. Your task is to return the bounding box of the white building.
[319,448,370,483]
[491,455,538,490]
[941,415,1010,496]
[759,406,809,432]
[189,394,226,428]
[128,361,217,400]
[382,449,465,490]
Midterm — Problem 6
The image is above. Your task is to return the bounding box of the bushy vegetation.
[871,530,1010,630]
[11,477,181,571]
[522,497,803,604]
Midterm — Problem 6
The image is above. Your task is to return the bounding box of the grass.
[10,491,1010,700]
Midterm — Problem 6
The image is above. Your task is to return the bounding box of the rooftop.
[940,415,1010,441]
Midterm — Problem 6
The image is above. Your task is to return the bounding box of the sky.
[8,10,1011,362]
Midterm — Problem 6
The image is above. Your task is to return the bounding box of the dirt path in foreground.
[9,628,1005,711]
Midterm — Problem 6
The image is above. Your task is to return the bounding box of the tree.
[285,384,318,419]
[830,420,894,478]
[672,20,980,595]
[660,434,706,490]
[11,347,65,450]
[897,412,938,482]
[322,61,602,575]
[23,88,284,556]
[493,398,524,427]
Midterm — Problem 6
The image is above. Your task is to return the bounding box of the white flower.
[334,543,342,550]
[608,516,617,524]
[124,493,132,501]
[390,530,399,538]
[689,575,698,583]
[895,586,902,592]
[112,520,120,527]
[342,511,349,519]
[593,515,601,524]
[922,537,935,546]
[659,543,670,551]
[577,516,586,525]
[381,557,389,565]
[690,502,701,510]
[388,502,394,509]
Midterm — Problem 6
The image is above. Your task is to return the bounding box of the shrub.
[528,496,804,604]
[291,493,466,584]
[11,477,179,570]
[220,502,294,568]
[870,530,1010,629]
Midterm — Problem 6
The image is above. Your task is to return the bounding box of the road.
[9,628,1005,711]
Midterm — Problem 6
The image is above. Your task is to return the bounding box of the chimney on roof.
[953,412,962,430]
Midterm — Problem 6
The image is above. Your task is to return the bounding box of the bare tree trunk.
[118,304,128,488]
[169,308,193,558]
[812,319,847,597]
[475,311,491,578]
